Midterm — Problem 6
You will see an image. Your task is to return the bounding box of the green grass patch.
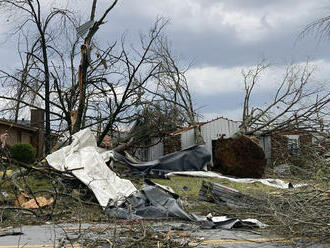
[151,176,280,198]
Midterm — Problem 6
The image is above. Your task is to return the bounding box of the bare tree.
[300,15,330,41]
[72,0,119,134]
[240,61,330,135]
[0,0,198,154]
[0,0,76,153]
[142,35,204,144]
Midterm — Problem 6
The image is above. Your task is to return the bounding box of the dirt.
[213,135,267,178]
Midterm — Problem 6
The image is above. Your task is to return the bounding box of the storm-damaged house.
[258,130,329,165]
[134,116,241,164]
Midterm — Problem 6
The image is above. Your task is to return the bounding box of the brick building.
[0,109,45,158]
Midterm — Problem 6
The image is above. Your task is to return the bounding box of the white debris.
[165,171,307,189]
[46,128,137,208]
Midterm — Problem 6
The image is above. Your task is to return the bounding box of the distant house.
[134,116,240,163]
[258,130,328,165]
[0,109,45,158]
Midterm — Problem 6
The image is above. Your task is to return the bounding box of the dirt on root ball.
[213,135,266,178]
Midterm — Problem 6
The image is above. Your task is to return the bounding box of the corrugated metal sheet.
[180,128,195,149]
[177,117,240,163]
[143,117,240,162]
[135,138,164,161]
[76,20,95,38]
[147,138,164,160]
[199,118,240,163]
[259,136,272,161]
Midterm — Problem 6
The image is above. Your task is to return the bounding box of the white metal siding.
[259,136,272,160]
[179,118,240,163]
[134,138,164,161]
[200,118,240,163]
[144,117,240,161]
[180,128,195,149]
[147,138,164,160]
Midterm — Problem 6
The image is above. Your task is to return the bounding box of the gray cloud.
[0,0,329,120]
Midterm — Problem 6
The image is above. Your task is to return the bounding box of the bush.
[10,143,36,164]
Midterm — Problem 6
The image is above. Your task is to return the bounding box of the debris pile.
[46,128,137,208]
[46,129,266,229]
[106,179,267,230]
[3,127,324,246]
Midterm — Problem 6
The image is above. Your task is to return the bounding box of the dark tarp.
[106,180,266,229]
[114,145,211,175]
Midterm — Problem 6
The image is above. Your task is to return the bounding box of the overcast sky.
[1,0,330,121]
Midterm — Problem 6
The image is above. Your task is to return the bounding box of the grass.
[147,176,283,219]
[153,176,280,196]
[1,164,328,245]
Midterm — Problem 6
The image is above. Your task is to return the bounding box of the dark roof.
[0,119,38,132]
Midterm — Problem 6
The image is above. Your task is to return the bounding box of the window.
[285,135,299,154]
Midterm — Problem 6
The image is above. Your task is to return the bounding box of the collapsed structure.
[46,128,305,229]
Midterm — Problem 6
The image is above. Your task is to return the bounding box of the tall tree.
[0,0,75,153]
[240,61,329,135]
[0,2,199,154]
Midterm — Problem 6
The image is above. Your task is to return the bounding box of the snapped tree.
[0,0,200,154]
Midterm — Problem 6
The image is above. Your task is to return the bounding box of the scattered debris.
[165,171,307,189]
[113,144,211,175]
[106,179,267,229]
[106,179,195,221]
[199,180,262,208]
[206,215,268,229]
[21,197,54,209]
[273,163,292,175]
[0,191,8,197]
[46,128,137,208]
[0,169,12,177]
[213,135,266,178]
[14,192,54,209]
[14,192,30,206]
[76,20,95,38]
[0,231,23,237]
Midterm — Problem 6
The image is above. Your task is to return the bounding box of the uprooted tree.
[0,0,200,154]
[214,60,329,177]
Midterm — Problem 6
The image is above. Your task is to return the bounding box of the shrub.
[10,143,36,164]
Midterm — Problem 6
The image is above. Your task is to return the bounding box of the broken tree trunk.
[213,135,266,178]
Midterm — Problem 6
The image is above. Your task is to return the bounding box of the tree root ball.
[213,135,266,178]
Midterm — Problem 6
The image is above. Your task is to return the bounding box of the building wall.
[180,128,195,149]
[22,132,32,144]
[147,138,164,161]
[142,117,240,162]
[199,118,240,163]
[259,132,315,166]
[0,123,41,158]
[134,137,164,161]
[0,124,34,146]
